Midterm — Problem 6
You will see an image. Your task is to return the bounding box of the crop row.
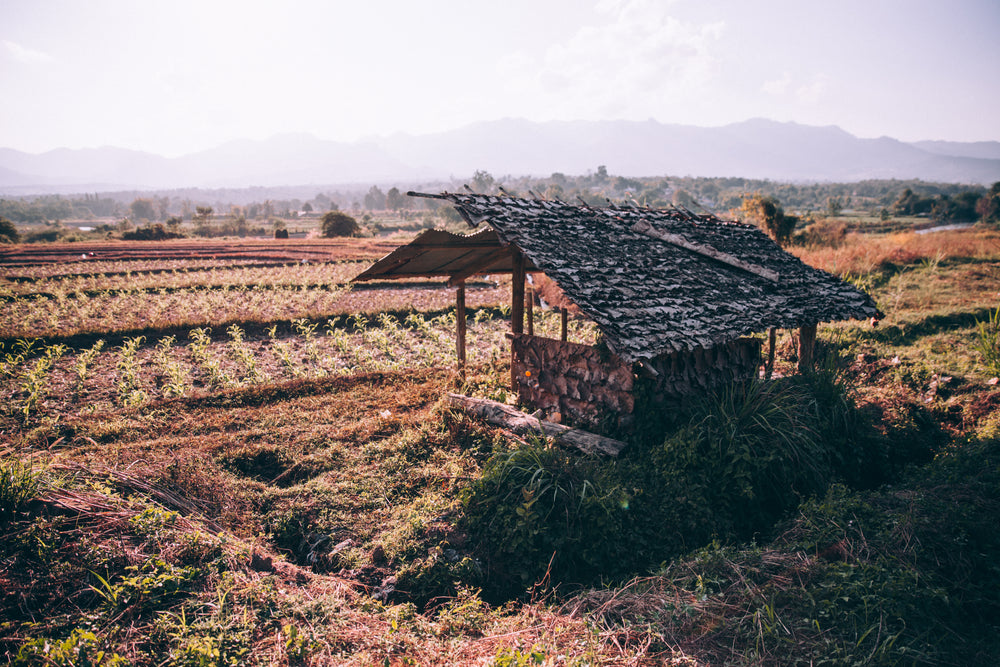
[0,257,296,281]
[0,261,372,297]
[0,282,510,339]
[0,309,598,424]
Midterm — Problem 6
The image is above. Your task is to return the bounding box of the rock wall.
[512,335,634,428]
[512,334,761,428]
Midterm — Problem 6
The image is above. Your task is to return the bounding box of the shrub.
[121,223,186,241]
[321,211,361,237]
[0,216,20,244]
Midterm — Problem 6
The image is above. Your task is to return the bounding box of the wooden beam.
[445,393,627,457]
[510,248,525,390]
[561,309,568,342]
[797,324,817,374]
[631,220,780,282]
[456,281,466,381]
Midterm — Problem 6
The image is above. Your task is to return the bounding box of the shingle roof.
[413,192,880,363]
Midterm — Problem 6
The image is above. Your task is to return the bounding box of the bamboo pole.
[456,280,466,381]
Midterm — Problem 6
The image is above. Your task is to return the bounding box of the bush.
[121,223,186,241]
[0,216,20,244]
[321,211,361,237]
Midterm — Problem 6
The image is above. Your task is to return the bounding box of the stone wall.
[512,335,634,428]
[512,334,761,428]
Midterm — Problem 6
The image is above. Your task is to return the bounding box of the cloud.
[760,72,829,105]
[761,72,792,96]
[497,0,725,121]
[4,40,54,64]
[795,75,829,104]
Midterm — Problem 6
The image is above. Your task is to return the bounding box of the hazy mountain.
[910,140,1000,161]
[1,119,998,193]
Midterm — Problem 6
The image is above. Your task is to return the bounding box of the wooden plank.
[445,393,627,456]
[631,219,779,282]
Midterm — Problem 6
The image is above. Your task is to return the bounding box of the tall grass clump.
[0,458,40,524]
[461,442,628,597]
[974,305,1000,376]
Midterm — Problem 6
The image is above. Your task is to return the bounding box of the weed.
[13,628,127,666]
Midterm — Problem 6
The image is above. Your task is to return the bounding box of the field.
[2,229,999,665]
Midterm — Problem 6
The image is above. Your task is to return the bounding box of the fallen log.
[445,393,627,457]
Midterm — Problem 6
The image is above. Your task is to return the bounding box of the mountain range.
[2,118,998,194]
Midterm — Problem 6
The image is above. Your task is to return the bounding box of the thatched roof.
[359,192,880,363]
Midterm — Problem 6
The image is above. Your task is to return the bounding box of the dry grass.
[793,228,1000,278]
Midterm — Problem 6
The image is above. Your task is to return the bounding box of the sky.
[2,0,999,156]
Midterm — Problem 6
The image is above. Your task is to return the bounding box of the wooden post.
[765,327,776,380]
[526,285,534,336]
[797,324,817,374]
[561,309,568,342]
[456,280,466,381]
[510,249,525,390]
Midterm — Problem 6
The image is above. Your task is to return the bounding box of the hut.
[353,192,880,428]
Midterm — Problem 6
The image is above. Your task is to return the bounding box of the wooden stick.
[765,327,776,380]
[456,280,466,381]
[561,309,568,342]
[445,393,627,456]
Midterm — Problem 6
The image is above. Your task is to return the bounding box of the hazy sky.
[2,0,998,156]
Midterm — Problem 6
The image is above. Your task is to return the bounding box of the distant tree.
[321,211,361,237]
[302,202,313,213]
[129,198,156,223]
[826,197,843,216]
[671,189,699,210]
[594,165,609,185]
[892,188,933,216]
[740,193,797,247]
[363,186,386,210]
[977,182,1000,225]
[193,206,214,225]
[166,215,183,228]
[471,170,495,193]
[386,187,406,211]
[0,216,20,244]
